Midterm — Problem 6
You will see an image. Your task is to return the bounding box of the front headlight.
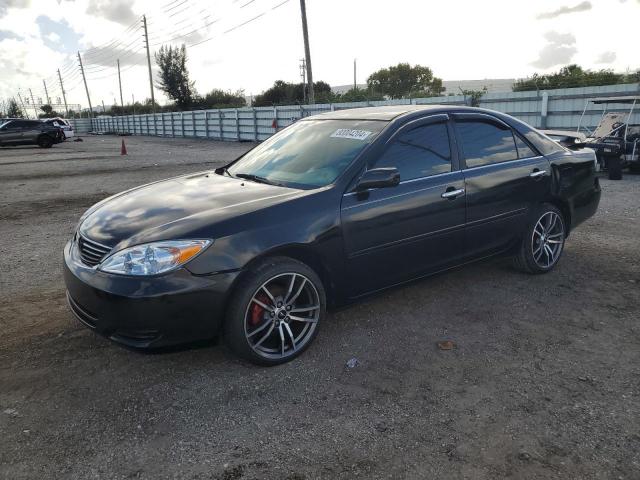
[99,240,211,276]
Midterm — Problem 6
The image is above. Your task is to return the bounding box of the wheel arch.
[248,245,336,306]
[546,197,572,237]
[224,244,337,316]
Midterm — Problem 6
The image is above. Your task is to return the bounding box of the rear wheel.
[513,204,566,274]
[224,257,326,365]
[37,135,53,148]
[608,155,623,180]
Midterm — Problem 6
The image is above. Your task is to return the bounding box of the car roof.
[306,104,489,121]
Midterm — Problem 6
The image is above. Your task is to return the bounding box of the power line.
[82,17,143,57]
[188,0,290,48]
[83,35,143,66]
[164,0,189,13]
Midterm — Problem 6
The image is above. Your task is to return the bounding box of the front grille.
[77,234,112,267]
[66,292,98,329]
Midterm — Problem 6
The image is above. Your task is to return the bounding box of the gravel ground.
[1,136,639,480]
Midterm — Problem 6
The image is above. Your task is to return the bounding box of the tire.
[224,256,326,366]
[513,203,566,274]
[37,135,53,148]
[608,155,622,180]
[628,163,640,174]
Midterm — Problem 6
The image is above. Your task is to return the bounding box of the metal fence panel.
[86,83,640,139]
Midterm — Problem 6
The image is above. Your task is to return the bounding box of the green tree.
[460,86,488,107]
[513,64,638,91]
[334,87,385,103]
[192,89,247,109]
[253,80,335,106]
[6,99,23,118]
[155,44,195,109]
[38,104,60,118]
[367,63,445,99]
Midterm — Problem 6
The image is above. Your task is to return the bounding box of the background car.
[0,118,62,148]
[41,117,74,140]
[63,105,601,365]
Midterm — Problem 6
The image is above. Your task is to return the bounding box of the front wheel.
[224,257,326,365]
[513,204,566,274]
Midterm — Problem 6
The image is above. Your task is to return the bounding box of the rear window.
[523,130,565,155]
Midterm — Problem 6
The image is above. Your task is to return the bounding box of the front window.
[227,119,386,188]
[373,122,451,181]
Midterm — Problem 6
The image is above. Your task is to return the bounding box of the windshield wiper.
[215,166,234,177]
[234,173,282,186]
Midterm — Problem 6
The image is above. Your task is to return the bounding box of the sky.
[0,0,638,113]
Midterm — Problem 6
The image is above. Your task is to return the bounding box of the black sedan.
[63,105,601,365]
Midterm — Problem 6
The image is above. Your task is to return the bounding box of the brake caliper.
[250,293,270,326]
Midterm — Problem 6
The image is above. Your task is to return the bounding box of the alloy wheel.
[244,272,320,360]
[531,211,564,268]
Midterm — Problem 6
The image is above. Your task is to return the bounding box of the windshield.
[227,119,386,188]
[0,121,10,129]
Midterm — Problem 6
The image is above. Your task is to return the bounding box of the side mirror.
[356,167,400,191]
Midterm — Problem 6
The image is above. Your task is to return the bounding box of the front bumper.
[63,240,240,348]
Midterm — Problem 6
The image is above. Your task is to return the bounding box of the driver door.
[340,115,467,298]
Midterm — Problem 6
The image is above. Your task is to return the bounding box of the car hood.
[79,172,303,247]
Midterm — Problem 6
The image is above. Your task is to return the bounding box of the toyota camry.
[63,105,600,365]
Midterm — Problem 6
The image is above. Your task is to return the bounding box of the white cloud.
[46,31,61,43]
[537,1,592,19]
[531,32,577,69]
[86,0,138,26]
[595,51,617,64]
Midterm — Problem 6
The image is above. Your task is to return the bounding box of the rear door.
[341,114,467,297]
[452,113,551,257]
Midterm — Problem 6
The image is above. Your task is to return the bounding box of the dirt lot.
[1,135,639,479]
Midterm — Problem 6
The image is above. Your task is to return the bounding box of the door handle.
[441,188,465,199]
[529,170,547,178]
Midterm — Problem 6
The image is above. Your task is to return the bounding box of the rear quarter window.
[523,130,566,155]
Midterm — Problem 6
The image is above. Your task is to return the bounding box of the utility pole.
[353,58,357,90]
[102,99,106,113]
[57,69,69,116]
[142,15,155,112]
[16,93,28,118]
[28,88,38,118]
[299,58,306,103]
[117,59,124,110]
[43,79,51,105]
[299,0,314,104]
[77,51,94,118]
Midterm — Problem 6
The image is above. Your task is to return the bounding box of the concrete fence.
[80,82,640,139]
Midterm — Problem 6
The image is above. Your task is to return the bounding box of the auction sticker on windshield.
[330,129,372,141]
